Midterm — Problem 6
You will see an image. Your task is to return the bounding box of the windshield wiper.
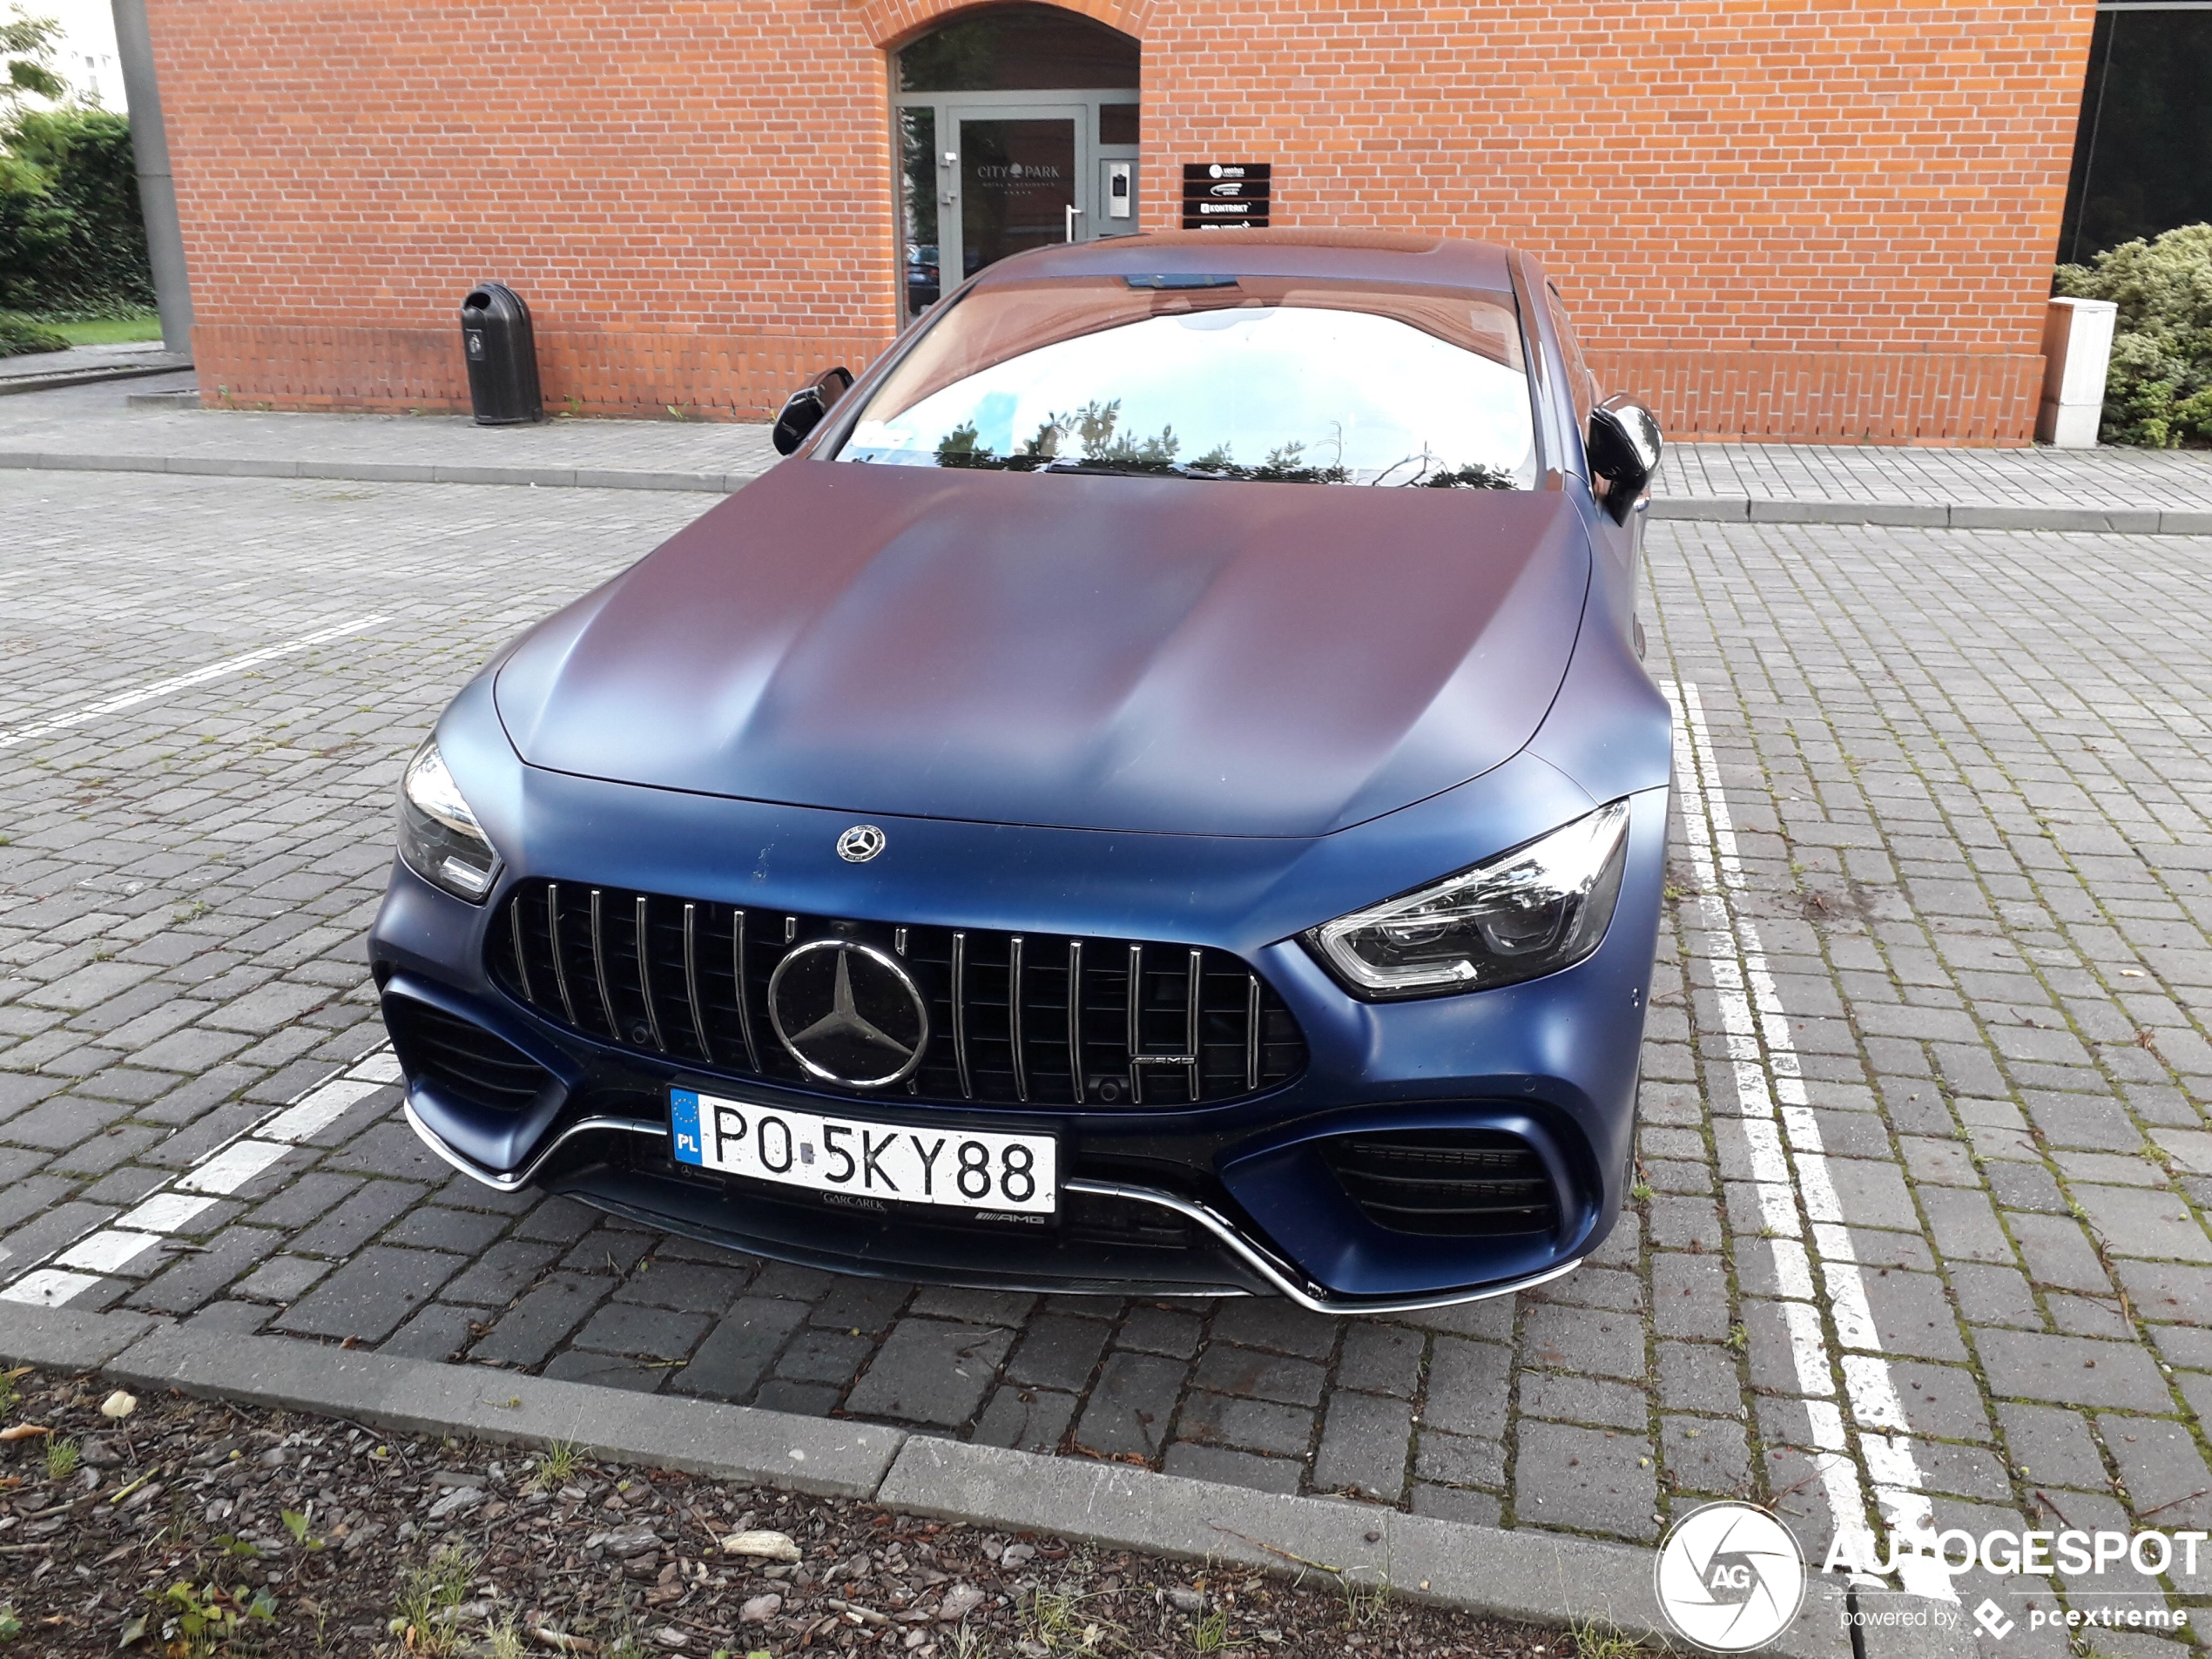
[1123,273,1241,290]
[1036,457,1184,477]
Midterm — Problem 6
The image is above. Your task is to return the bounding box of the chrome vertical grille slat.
[489,881,1305,1109]
[732,909,760,1072]
[588,888,620,1037]
[544,882,577,1025]
[1245,974,1262,1092]
[635,895,665,1052]
[682,902,711,1063]
[1008,934,1028,1104]
[1066,941,1084,1106]
[1185,947,1204,1101]
[951,931,973,1100]
[1126,942,1144,1107]
[509,903,534,1007]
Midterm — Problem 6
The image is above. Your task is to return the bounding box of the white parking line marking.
[260,1077,384,1143]
[1666,679,1950,1599]
[0,614,388,752]
[350,1051,404,1084]
[0,1268,105,1306]
[178,1136,293,1195]
[116,1191,218,1233]
[0,1044,399,1308]
[52,1230,164,1276]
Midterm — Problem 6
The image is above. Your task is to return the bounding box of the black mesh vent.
[1062,1189,1197,1251]
[385,996,552,1113]
[486,880,1305,1109]
[1322,1130,1558,1237]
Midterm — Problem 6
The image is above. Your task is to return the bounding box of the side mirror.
[771,365,855,455]
[1586,395,1662,523]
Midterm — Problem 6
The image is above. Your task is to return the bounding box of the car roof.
[977,229,1521,294]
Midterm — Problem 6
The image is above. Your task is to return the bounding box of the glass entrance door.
[894,91,1137,326]
[948,105,1084,284]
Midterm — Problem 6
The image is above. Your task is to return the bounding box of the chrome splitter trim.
[402,1097,1584,1313]
[401,1096,665,1193]
[1061,1179,1581,1316]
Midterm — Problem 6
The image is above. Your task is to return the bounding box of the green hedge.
[0,310,68,354]
[2054,223,2212,448]
[0,106,154,319]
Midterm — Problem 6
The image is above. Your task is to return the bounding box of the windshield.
[833,275,1538,488]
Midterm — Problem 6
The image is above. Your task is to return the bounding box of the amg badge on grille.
[836,824,886,863]
[767,939,928,1087]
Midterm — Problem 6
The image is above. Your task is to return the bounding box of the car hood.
[495,460,1591,838]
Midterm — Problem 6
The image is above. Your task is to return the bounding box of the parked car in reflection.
[906,244,940,314]
[371,229,1669,1313]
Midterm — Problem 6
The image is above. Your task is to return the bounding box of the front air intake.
[1322,1129,1558,1237]
[384,996,552,1113]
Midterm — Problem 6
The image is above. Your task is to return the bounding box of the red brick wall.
[152,0,2094,442]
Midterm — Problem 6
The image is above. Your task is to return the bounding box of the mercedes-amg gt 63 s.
[370,229,1670,1313]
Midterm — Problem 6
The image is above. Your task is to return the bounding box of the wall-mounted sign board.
[1182,163,1271,229]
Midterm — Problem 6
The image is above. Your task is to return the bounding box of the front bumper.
[370,704,1666,1312]
[398,1094,1584,1314]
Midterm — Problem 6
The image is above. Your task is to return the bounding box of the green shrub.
[2054,223,2212,448]
[0,309,66,355]
[0,106,154,318]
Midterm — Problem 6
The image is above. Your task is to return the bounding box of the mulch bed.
[0,1365,1586,1657]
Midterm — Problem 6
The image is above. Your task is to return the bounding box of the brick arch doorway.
[892,3,1141,325]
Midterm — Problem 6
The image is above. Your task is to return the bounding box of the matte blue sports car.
[369,229,1670,1313]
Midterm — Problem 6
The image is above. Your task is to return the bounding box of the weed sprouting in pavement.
[1341,1574,1393,1628]
[1019,1584,1127,1651]
[391,1542,479,1656]
[44,1435,79,1482]
[529,1439,581,1490]
[1568,1615,1644,1659]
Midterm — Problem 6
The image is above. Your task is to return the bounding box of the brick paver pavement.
[0,381,777,482]
[10,377,2212,516]
[1658,442,2212,514]
[3,427,2209,1640]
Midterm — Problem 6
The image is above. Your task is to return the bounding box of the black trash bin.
[460,281,543,425]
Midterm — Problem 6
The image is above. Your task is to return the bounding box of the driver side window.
[1546,282,1598,432]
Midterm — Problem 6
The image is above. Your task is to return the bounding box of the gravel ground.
[0,1366,1582,1658]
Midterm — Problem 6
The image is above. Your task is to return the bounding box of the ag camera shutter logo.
[1655,1501,1807,1651]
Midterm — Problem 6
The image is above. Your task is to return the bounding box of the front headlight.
[398,738,502,902]
[1306,800,1630,998]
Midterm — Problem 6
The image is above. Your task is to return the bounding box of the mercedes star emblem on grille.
[836,824,887,863]
[766,939,929,1087]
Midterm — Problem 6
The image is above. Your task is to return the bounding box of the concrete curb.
[0,361,194,397]
[0,1302,1985,1656]
[101,1321,905,1500]
[1649,495,2212,535]
[1,445,2207,533]
[0,449,746,495]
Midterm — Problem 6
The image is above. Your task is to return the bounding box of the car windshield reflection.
[836,280,1538,489]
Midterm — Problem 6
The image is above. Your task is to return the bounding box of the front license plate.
[670,1088,1056,1216]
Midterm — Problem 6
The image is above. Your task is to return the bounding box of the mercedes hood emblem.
[836,824,887,863]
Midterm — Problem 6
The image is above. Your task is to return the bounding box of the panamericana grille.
[383,995,553,1113]
[487,880,1306,1108]
[1322,1130,1558,1237]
